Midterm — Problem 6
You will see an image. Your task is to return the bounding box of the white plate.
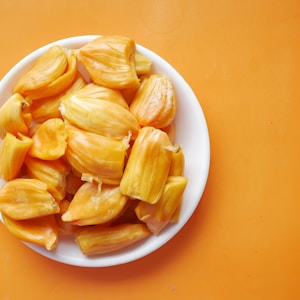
[0,36,210,267]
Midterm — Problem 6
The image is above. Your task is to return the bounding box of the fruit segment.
[2,213,58,251]
[14,45,77,99]
[25,156,70,202]
[61,83,129,109]
[65,125,129,181]
[62,182,128,226]
[0,133,32,181]
[120,126,173,204]
[135,176,188,234]
[75,223,150,255]
[76,35,140,89]
[0,178,59,220]
[28,118,67,160]
[0,93,32,138]
[60,94,140,139]
[130,74,177,128]
[134,51,152,75]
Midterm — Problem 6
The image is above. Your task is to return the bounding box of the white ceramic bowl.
[0,36,210,267]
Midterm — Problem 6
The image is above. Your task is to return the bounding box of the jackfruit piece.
[2,213,58,250]
[76,35,140,89]
[134,51,152,75]
[61,83,129,109]
[24,156,70,202]
[60,95,140,139]
[75,223,150,255]
[0,93,32,138]
[0,178,59,220]
[28,118,67,160]
[62,182,128,226]
[65,125,129,181]
[14,45,77,99]
[0,133,32,181]
[120,126,173,204]
[130,74,177,128]
[135,176,188,234]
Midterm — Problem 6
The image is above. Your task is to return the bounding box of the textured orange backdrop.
[0,1,300,299]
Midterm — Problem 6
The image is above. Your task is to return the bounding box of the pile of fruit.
[0,35,187,255]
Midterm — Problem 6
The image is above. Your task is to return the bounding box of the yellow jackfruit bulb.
[75,223,151,255]
[129,74,177,129]
[0,132,33,181]
[13,45,77,99]
[76,35,140,89]
[0,93,32,138]
[0,178,60,220]
[62,182,128,226]
[24,156,70,202]
[62,83,129,109]
[135,176,188,235]
[135,51,152,75]
[2,213,58,250]
[120,126,173,204]
[169,145,185,176]
[28,118,67,160]
[167,147,186,223]
[60,95,140,139]
[65,125,129,181]
[30,72,86,123]
[170,200,182,223]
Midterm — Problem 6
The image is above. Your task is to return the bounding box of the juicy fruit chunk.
[61,83,129,109]
[135,176,188,234]
[75,223,150,255]
[62,182,128,226]
[2,213,58,250]
[14,46,77,99]
[134,51,152,75]
[76,35,140,89]
[0,133,32,181]
[0,178,60,220]
[60,94,140,139]
[28,118,67,160]
[24,156,70,202]
[120,126,173,204]
[0,93,32,139]
[65,125,129,182]
[169,146,185,176]
[130,74,177,128]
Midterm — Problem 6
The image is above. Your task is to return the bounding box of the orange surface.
[0,1,300,299]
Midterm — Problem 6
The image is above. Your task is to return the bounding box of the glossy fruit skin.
[2,213,58,250]
[62,182,128,226]
[76,35,140,89]
[120,126,173,204]
[0,178,60,220]
[75,223,150,255]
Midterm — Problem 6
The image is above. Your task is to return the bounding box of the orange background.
[0,1,300,299]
